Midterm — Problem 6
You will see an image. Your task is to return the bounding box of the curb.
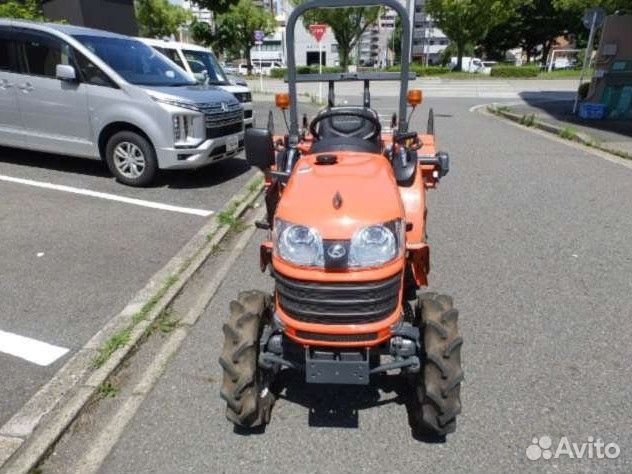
[0,172,265,474]
[485,105,631,161]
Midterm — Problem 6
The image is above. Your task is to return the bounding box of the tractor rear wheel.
[219,290,276,428]
[408,292,463,437]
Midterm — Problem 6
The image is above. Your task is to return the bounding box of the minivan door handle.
[0,79,14,89]
[18,82,35,92]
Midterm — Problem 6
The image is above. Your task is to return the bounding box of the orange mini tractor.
[220,0,462,437]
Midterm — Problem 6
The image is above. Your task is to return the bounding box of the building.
[41,0,138,35]
[412,0,449,65]
[251,0,340,68]
[182,1,213,25]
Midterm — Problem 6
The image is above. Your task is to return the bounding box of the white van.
[238,61,282,76]
[140,38,253,129]
[0,21,244,186]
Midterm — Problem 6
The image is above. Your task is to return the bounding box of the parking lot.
[0,102,291,427]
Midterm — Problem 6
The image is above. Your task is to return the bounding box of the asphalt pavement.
[40,96,632,473]
[0,103,285,427]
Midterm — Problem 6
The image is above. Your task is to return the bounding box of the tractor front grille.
[275,272,401,324]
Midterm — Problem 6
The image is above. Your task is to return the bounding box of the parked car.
[238,61,282,76]
[139,38,253,129]
[0,21,245,186]
[450,56,486,73]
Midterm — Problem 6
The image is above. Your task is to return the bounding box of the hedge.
[270,65,344,78]
[385,64,452,75]
[490,66,540,78]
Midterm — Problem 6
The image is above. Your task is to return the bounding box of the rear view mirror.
[245,128,274,171]
[56,64,76,81]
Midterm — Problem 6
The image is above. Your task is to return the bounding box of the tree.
[481,0,582,63]
[191,0,239,15]
[426,0,518,70]
[0,0,44,20]
[554,0,631,13]
[135,0,192,38]
[291,1,381,69]
[214,0,276,71]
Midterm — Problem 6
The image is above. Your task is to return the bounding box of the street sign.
[583,7,605,29]
[309,24,327,43]
[253,30,265,42]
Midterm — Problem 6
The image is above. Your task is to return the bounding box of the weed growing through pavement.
[98,381,119,398]
[91,274,178,368]
[559,126,577,140]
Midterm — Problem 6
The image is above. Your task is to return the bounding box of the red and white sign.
[309,24,327,43]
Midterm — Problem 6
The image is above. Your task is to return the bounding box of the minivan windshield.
[72,35,196,87]
[181,49,229,85]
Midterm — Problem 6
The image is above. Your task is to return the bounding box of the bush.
[490,66,540,78]
[270,65,344,79]
[385,64,451,76]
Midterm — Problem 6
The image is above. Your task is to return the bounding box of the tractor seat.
[310,136,381,154]
[310,106,382,154]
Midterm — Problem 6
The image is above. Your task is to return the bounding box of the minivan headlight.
[349,220,404,267]
[274,219,324,267]
[173,115,194,142]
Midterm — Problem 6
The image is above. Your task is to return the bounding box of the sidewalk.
[501,100,632,158]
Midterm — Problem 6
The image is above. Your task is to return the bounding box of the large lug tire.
[105,131,158,187]
[408,292,463,436]
[219,290,276,428]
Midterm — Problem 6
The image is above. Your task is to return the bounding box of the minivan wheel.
[105,131,158,186]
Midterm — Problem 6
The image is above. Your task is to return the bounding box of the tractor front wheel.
[408,292,463,437]
[219,290,276,428]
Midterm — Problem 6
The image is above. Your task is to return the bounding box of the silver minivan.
[0,21,245,186]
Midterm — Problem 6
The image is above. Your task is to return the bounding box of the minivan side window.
[0,29,18,72]
[73,49,117,88]
[16,31,73,78]
[154,46,185,69]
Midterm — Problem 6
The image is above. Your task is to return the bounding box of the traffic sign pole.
[308,24,327,105]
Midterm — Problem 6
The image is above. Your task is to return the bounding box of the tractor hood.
[275,152,404,240]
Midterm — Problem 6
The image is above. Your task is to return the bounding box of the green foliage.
[270,65,344,78]
[0,0,44,20]
[193,0,239,14]
[426,0,519,70]
[519,113,536,126]
[213,0,276,70]
[291,1,381,69]
[439,41,475,66]
[490,65,540,77]
[559,126,578,139]
[135,0,192,38]
[190,18,213,46]
[385,64,452,75]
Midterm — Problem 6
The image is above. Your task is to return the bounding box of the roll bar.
[285,0,413,145]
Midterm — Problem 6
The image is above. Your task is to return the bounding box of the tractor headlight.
[349,220,404,267]
[274,219,324,267]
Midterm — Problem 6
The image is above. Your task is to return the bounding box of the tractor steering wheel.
[309,109,382,142]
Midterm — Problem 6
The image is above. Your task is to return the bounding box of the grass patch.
[559,126,578,140]
[538,68,593,79]
[92,329,131,368]
[150,308,180,335]
[91,274,178,368]
[519,114,536,127]
[98,381,119,398]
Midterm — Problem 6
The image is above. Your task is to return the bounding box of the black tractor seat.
[309,106,382,154]
[310,136,382,154]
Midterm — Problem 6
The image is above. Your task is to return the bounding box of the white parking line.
[0,175,214,217]
[0,330,69,366]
